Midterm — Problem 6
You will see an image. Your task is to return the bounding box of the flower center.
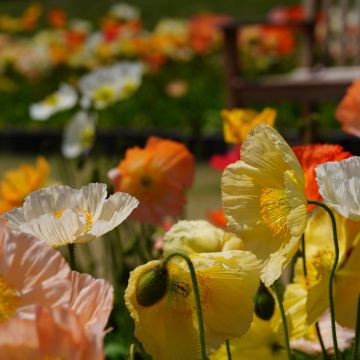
[93,85,116,103]
[121,81,138,98]
[77,208,93,232]
[44,94,59,106]
[260,187,291,236]
[139,175,153,188]
[80,127,95,147]
[0,276,19,323]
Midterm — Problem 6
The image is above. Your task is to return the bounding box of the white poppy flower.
[315,156,360,220]
[30,83,78,121]
[109,3,140,21]
[79,62,143,110]
[2,183,139,247]
[62,111,96,159]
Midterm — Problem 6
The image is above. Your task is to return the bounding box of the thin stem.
[226,339,232,360]
[308,200,340,360]
[162,252,207,360]
[353,294,360,360]
[68,243,76,270]
[128,343,135,360]
[301,233,328,359]
[272,283,292,360]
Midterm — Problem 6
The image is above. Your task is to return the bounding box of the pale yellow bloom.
[222,107,276,144]
[163,219,243,254]
[125,251,260,360]
[222,124,307,286]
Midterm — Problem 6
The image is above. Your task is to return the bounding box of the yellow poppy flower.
[222,107,276,144]
[294,207,360,328]
[222,124,307,286]
[125,251,260,360]
[163,220,243,254]
[210,316,287,360]
[0,157,49,214]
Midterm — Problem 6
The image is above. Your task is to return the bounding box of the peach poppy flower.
[109,137,195,224]
[0,156,49,214]
[336,78,360,137]
[292,144,351,210]
[69,271,113,331]
[0,305,104,360]
[0,220,71,323]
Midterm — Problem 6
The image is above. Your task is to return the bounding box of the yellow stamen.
[76,208,93,233]
[0,276,19,323]
[80,127,95,147]
[44,94,59,106]
[260,187,291,236]
[53,210,63,218]
[93,85,116,104]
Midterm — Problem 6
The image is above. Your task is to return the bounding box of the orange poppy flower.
[47,8,67,28]
[0,156,49,214]
[292,144,351,210]
[207,208,227,229]
[188,13,230,53]
[109,137,195,224]
[336,78,360,137]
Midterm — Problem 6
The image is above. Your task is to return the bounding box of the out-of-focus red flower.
[260,25,295,55]
[65,30,86,49]
[209,144,241,172]
[268,5,305,23]
[109,137,195,224]
[21,4,42,31]
[47,9,67,28]
[292,144,351,211]
[336,78,360,137]
[207,208,227,229]
[188,13,230,53]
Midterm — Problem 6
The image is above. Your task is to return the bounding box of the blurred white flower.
[62,111,96,159]
[109,3,140,21]
[2,183,139,248]
[315,156,360,220]
[79,62,143,110]
[30,83,78,121]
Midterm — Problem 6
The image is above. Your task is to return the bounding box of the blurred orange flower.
[188,13,230,53]
[109,137,195,224]
[207,208,227,229]
[336,78,360,137]
[292,144,351,210]
[0,156,49,214]
[47,8,67,28]
[261,25,295,55]
[0,306,104,360]
[222,107,276,144]
[20,4,42,31]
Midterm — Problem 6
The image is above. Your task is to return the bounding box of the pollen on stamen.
[260,187,291,236]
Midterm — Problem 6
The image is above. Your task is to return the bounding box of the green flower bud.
[136,266,168,307]
[254,282,275,320]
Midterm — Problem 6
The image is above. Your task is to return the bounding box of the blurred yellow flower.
[210,316,287,360]
[294,207,360,328]
[125,251,260,360]
[0,157,49,214]
[222,124,307,286]
[222,107,276,144]
[163,219,243,254]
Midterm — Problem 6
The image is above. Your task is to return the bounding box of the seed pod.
[136,265,168,307]
[254,282,275,320]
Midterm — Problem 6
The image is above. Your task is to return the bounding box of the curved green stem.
[226,339,232,360]
[272,283,292,360]
[308,200,340,360]
[68,243,76,270]
[353,294,360,360]
[301,233,329,359]
[162,252,207,360]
